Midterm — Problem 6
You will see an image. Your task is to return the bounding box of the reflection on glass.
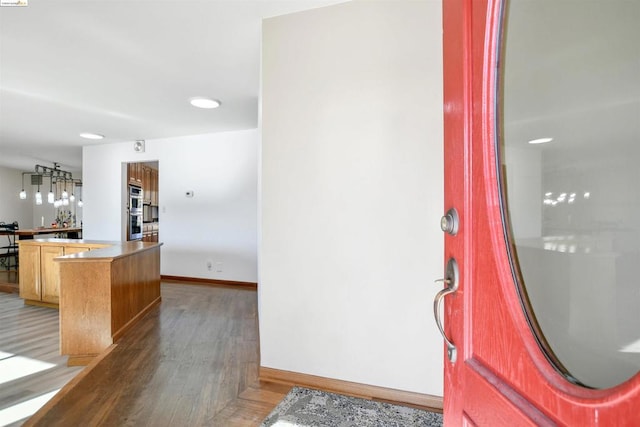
[501,0,640,389]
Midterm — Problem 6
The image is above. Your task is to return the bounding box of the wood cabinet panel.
[59,244,162,364]
[142,166,152,204]
[19,245,41,301]
[151,168,158,206]
[128,163,142,185]
[41,246,64,304]
[19,241,107,307]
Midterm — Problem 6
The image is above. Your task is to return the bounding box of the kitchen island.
[19,239,113,307]
[19,239,162,365]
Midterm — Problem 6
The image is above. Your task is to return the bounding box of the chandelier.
[19,163,83,207]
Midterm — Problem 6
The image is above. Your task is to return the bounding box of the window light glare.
[80,133,104,140]
[528,137,553,145]
[189,97,221,109]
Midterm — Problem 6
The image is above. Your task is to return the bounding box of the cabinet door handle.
[433,258,459,362]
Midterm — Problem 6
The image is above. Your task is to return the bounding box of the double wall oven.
[129,185,143,240]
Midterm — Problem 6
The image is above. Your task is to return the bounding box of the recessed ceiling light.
[189,97,221,109]
[80,132,104,140]
[528,137,553,145]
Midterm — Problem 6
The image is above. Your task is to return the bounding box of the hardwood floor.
[0,291,83,427]
[23,282,290,426]
[0,270,19,294]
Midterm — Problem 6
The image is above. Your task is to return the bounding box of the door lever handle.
[433,258,459,362]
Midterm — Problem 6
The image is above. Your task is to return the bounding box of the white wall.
[82,129,259,283]
[0,165,32,227]
[260,0,444,396]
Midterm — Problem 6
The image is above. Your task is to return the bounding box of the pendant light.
[19,164,83,206]
[19,173,27,199]
[61,177,69,205]
[35,178,42,205]
[47,177,55,204]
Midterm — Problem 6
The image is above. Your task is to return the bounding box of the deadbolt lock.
[440,208,459,236]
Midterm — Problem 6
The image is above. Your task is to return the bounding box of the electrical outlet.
[215,261,223,273]
[206,261,213,271]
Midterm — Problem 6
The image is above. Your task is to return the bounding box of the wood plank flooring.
[0,270,19,294]
[23,282,291,426]
[0,291,83,427]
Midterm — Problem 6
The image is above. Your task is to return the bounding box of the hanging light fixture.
[61,177,69,205]
[69,179,76,202]
[19,173,27,199]
[76,184,83,207]
[47,176,55,204]
[35,178,42,205]
[19,163,83,206]
[62,179,69,200]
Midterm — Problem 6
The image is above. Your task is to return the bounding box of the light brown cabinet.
[41,246,64,304]
[142,166,152,204]
[142,223,159,242]
[19,241,103,307]
[150,168,158,206]
[130,163,158,205]
[57,241,161,365]
[128,163,143,186]
[19,244,41,302]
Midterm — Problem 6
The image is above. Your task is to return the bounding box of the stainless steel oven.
[129,185,143,240]
[129,185,143,213]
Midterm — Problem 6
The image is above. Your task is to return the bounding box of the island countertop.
[19,238,162,261]
[53,239,162,366]
[53,240,162,261]
[18,238,163,307]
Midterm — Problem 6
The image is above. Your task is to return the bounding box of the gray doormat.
[260,386,443,426]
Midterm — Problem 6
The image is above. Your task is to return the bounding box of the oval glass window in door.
[499,0,640,389]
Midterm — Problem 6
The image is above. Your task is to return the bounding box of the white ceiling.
[0,0,346,172]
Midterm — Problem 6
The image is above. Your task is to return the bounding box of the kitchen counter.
[54,239,162,365]
[15,227,83,239]
[55,239,160,260]
[19,238,162,366]
[19,239,116,306]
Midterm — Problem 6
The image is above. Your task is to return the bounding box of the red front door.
[442,0,640,424]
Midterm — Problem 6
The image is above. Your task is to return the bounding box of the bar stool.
[0,221,19,271]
